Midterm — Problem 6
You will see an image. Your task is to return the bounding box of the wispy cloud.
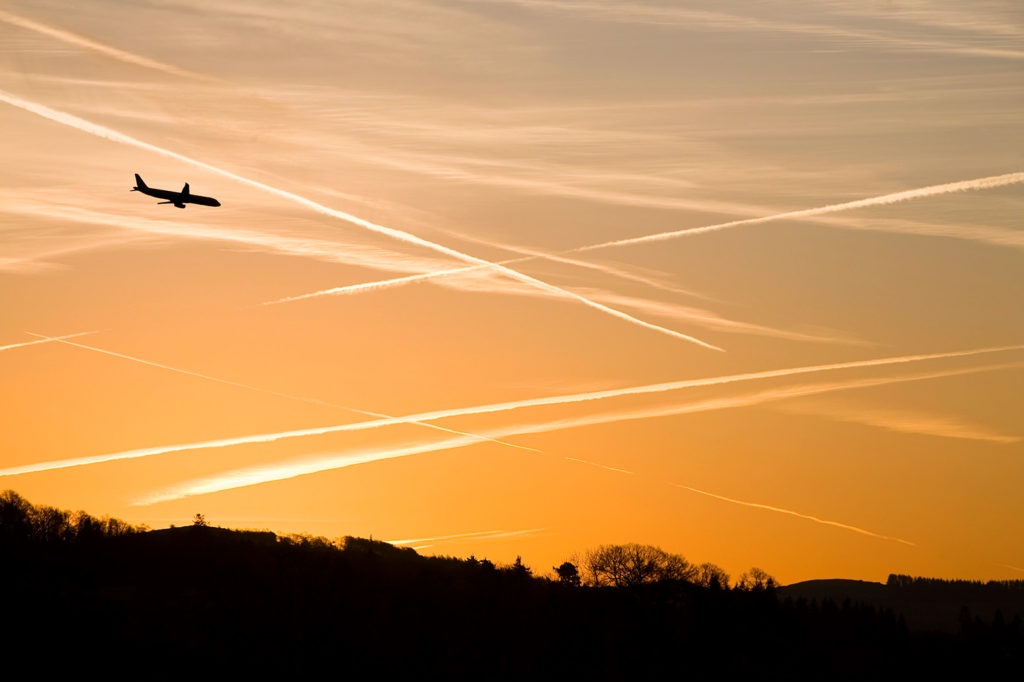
[0,88,721,351]
[7,344,1021,478]
[780,402,1019,444]
[467,0,1024,60]
[2,200,457,276]
[0,9,214,80]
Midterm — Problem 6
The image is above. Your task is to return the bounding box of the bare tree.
[693,562,730,589]
[736,567,776,591]
[582,543,694,587]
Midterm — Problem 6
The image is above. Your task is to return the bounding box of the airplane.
[131,174,221,208]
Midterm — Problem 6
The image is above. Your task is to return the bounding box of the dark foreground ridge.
[2,491,1021,679]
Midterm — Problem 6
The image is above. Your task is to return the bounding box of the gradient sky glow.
[2,0,1022,583]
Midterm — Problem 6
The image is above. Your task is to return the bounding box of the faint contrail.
[24,332,538,454]
[0,331,96,353]
[0,9,213,81]
[5,343,1021,478]
[669,483,915,546]
[276,171,1024,302]
[0,89,721,352]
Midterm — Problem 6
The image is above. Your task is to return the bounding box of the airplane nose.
[212,199,221,206]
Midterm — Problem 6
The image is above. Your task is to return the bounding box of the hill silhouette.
[2,490,1021,679]
[782,576,1024,632]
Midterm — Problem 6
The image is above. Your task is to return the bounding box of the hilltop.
[2,491,1021,679]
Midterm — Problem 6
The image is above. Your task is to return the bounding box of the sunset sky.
[2,0,1022,584]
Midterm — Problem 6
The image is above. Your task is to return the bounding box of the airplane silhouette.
[131,174,221,208]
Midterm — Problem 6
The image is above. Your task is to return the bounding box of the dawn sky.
[1,0,1022,583]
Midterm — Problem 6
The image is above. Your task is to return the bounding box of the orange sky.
[1,0,1023,584]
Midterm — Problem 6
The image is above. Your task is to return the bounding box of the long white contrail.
[383,528,549,547]
[0,89,721,352]
[24,332,538,454]
[0,331,95,353]
[277,171,1024,302]
[137,361,1024,542]
[0,9,213,81]
[575,172,1024,252]
[4,343,1021,478]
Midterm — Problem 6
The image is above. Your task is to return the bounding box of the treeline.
[2,491,1021,679]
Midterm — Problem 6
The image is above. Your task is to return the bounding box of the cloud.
[465,0,1024,60]
[0,9,214,80]
[780,402,1019,444]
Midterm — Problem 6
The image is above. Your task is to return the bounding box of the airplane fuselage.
[132,174,220,208]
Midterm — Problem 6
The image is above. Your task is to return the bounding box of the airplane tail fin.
[181,182,190,196]
[134,173,147,190]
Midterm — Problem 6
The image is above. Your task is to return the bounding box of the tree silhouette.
[192,513,208,527]
[554,561,581,587]
[582,543,694,587]
[693,562,730,589]
[510,555,532,578]
[736,567,776,591]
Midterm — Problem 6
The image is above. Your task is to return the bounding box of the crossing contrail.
[4,343,1021,478]
[136,360,1024,542]
[0,331,96,353]
[280,171,1024,301]
[24,332,539,454]
[134,368,977,544]
[0,88,721,352]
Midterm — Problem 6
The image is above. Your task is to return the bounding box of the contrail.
[284,171,1024,301]
[24,332,538,454]
[669,483,915,546]
[135,368,979,544]
[576,172,1024,252]
[439,227,705,298]
[0,89,721,352]
[0,9,213,81]
[4,343,1021,478]
[137,361,1024,542]
[0,331,95,353]
[384,528,549,547]
[264,265,483,305]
